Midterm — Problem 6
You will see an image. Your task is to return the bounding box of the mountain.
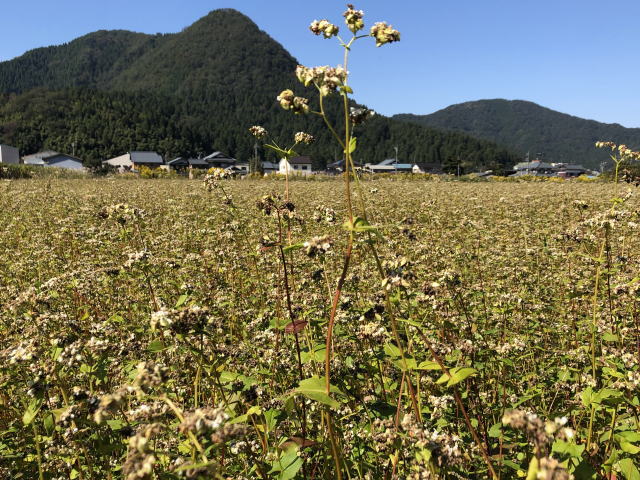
[0,9,519,172]
[394,99,640,169]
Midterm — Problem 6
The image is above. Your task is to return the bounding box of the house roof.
[378,158,398,166]
[168,157,209,167]
[130,151,163,164]
[367,163,413,170]
[327,159,363,168]
[23,151,83,164]
[288,156,312,165]
[22,151,60,162]
[204,151,235,162]
[46,154,83,164]
[514,161,554,170]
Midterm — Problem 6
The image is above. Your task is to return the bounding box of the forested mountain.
[394,100,640,169]
[0,9,519,172]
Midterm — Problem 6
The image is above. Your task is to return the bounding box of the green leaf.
[436,367,478,387]
[175,294,188,308]
[22,398,42,426]
[344,217,381,236]
[417,360,443,371]
[294,376,342,409]
[384,343,402,358]
[147,340,167,353]
[348,136,357,154]
[617,458,640,480]
[264,144,291,158]
[552,439,585,457]
[581,387,593,408]
[340,85,354,95]
[602,332,619,342]
[270,449,304,480]
[488,422,502,438]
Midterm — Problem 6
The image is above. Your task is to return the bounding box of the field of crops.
[1,177,639,479]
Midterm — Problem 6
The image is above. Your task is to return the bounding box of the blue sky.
[2,0,639,127]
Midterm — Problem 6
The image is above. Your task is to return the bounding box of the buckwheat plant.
[253,4,404,478]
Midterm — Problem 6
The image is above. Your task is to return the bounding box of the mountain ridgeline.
[0,9,518,172]
[394,100,640,169]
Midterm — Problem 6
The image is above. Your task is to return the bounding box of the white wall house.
[279,156,313,175]
[0,144,19,164]
[22,151,84,170]
[103,151,164,172]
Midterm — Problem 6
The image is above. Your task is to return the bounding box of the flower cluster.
[295,65,347,96]
[249,125,267,139]
[596,141,640,160]
[310,19,340,38]
[294,132,315,145]
[313,206,337,224]
[150,306,210,335]
[381,256,414,290]
[122,424,162,480]
[179,406,247,443]
[303,235,333,257]
[277,89,310,114]
[370,22,401,47]
[203,168,231,191]
[99,203,145,224]
[343,4,365,33]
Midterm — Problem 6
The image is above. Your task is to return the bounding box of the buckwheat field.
[1,176,639,480]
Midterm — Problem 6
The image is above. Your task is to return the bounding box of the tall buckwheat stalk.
[251,5,399,478]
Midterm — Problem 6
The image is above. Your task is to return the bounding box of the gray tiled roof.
[131,151,163,164]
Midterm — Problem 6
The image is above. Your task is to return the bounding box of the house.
[326,159,363,173]
[203,151,236,169]
[364,158,414,173]
[0,144,19,164]
[167,157,210,172]
[279,156,313,175]
[225,162,249,175]
[261,161,278,174]
[511,160,556,176]
[412,163,444,174]
[22,151,84,170]
[103,151,164,172]
[554,163,589,178]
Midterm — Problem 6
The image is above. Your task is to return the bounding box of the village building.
[225,162,249,175]
[279,156,313,175]
[103,151,164,172]
[22,151,84,170]
[511,160,556,176]
[554,163,589,178]
[412,162,444,174]
[203,151,236,169]
[261,161,278,174]
[364,158,414,173]
[0,144,19,164]
[326,158,363,173]
[167,157,210,172]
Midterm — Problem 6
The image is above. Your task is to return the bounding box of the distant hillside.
[0,10,519,172]
[394,99,640,169]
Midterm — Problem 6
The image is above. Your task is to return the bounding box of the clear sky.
[2,0,639,127]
